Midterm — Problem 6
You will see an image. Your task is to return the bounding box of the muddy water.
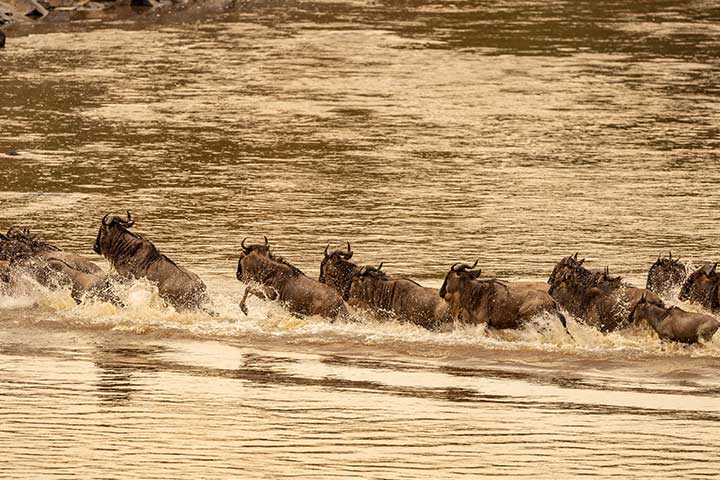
[2,0,720,478]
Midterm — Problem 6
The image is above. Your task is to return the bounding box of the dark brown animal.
[646,253,686,297]
[441,261,569,333]
[548,255,664,332]
[318,242,358,300]
[348,263,451,329]
[93,212,207,309]
[629,294,719,344]
[1,226,114,303]
[237,238,347,319]
[679,263,720,312]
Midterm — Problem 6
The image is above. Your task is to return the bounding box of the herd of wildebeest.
[1,212,719,345]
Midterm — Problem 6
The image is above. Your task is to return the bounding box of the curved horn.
[669,251,672,260]
[377,262,384,271]
[241,238,249,252]
[471,259,479,269]
[125,210,134,228]
[264,236,269,248]
[573,252,579,260]
[102,214,112,226]
[451,262,463,272]
[713,263,718,274]
[324,244,330,257]
[345,242,353,259]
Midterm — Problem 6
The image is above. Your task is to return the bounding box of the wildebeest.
[679,263,720,313]
[1,226,115,303]
[548,254,664,332]
[629,294,719,344]
[93,212,208,310]
[318,242,358,300]
[441,261,570,333]
[347,263,452,329]
[646,252,686,297]
[236,238,347,319]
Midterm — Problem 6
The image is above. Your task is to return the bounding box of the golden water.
[2,1,720,477]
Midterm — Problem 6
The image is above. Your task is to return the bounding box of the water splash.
[1,274,718,358]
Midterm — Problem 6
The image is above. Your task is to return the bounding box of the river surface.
[2,0,720,478]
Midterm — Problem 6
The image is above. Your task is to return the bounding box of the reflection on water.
[1,2,720,280]
[2,0,720,477]
[2,327,720,479]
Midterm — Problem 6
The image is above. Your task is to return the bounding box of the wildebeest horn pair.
[241,236,270,253]
[451,259,479,272]
[102,211,134,228]
[324,242,353,259]
[358,262,383,276]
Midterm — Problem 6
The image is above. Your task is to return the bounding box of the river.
[1,0,720,478]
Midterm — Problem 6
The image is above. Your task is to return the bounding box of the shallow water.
[2,0,720,477]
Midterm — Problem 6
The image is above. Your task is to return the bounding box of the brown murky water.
[2,1,720,478]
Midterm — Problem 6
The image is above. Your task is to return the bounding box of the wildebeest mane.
[457,276,507,312]
[103,226,175,272]
[242,244,304,277]
[1,227,59,261]
[6,227,59,252]
[355,273,397,312]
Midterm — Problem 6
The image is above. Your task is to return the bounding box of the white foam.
[1,275,719,358]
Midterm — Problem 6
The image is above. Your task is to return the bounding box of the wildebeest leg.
[239,286,267,315]
[557,311,575,341]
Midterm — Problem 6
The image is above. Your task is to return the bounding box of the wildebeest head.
[1,226,58,261]
[679,262,719,306]
[236,236,273,280]
[647,252,686,294]
[93,211,135,256]
[353,262,386,280]
[319,242,356,299]
[439,260,481,300]
[548,253,584,285]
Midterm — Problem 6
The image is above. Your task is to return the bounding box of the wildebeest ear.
[578,258,585,265]
[471,269,482,279]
